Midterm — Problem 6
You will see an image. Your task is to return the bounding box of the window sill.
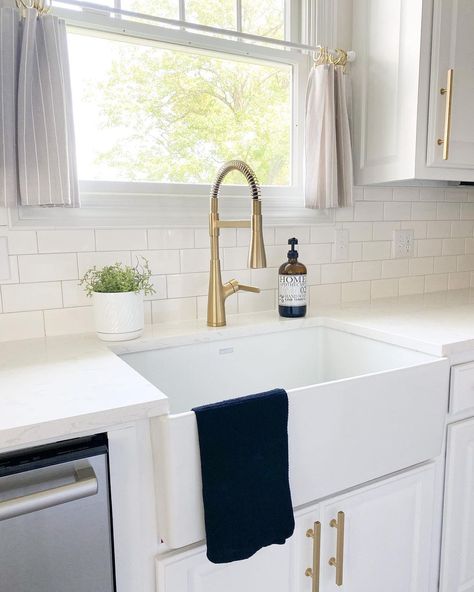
[11,193,334,228]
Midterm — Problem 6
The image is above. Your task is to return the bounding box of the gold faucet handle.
[237,284,260,293]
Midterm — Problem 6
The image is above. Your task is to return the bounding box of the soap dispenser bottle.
[278,237,307,318]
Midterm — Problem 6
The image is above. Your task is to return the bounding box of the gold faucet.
[207,160,267,327]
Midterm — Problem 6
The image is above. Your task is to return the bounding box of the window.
[54,0,308,201]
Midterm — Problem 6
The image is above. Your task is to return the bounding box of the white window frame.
[13,0,335,226]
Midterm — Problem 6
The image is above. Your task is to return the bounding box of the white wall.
[0,184,473,341]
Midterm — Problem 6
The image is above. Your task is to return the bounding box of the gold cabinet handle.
[305,521,321,592]
[437,68,454,160]
[328,511,345,586]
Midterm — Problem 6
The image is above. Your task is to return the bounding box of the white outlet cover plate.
[334,229,349,261]
[393,229,414,258]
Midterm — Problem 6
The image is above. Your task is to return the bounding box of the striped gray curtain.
[0,2,79,207]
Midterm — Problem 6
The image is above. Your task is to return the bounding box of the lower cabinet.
[156,463,437,592]
[440,417,474,592]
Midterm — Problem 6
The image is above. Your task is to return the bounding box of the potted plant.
[81,258,155,341]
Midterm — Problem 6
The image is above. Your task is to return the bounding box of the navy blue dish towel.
[192,388,295,564]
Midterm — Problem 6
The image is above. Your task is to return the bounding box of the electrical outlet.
[334,229,349,261]
[393,229,414,259]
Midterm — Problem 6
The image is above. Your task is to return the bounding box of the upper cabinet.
[352,0,474,185]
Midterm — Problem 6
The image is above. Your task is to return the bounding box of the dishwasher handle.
[0,464,98,521]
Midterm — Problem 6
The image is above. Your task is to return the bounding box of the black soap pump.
[278,237,307,318]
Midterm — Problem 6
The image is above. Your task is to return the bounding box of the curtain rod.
[54,0,356,61]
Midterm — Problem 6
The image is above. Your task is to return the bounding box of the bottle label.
[278,274,307,307]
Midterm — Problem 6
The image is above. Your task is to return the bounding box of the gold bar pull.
[328,511,345,586]
[437,68,454,160]
[305,521,321,592]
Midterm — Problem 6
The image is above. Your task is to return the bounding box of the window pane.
[242,0,285,39]
[184,0,236,30]
[69,33,291,186]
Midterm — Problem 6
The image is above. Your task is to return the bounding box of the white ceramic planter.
[93,291,144,342]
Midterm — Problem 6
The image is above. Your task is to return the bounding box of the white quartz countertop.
[0,334,168,452]
[3,288,474,452]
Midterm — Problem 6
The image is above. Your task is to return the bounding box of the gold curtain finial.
[313,46,349,71]
[16,0,51,15]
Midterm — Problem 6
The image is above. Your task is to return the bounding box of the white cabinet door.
[156,516,303,592]
[319,464,437,592]
[440,418,474,592]
[427,0,474,169]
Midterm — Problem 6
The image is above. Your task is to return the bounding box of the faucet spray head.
[249,199,267,268]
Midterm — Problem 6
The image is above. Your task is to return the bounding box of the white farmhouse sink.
[120,325,449,549]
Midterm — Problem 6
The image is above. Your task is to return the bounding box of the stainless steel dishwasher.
[0,434,115,592]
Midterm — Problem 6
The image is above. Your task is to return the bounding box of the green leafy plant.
[80,258,155,297]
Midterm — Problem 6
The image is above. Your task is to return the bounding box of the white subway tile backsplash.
[250,268,278,290]
[399,276,424,296]
[362,241,391,261]
[342,281,371,303]
[19,254,78,283]
[152,297,197,323]
[382,259,409,279]
[309,226,335,244]
[132,250,180,275]
[304,243,332,265]
[0,209,8,226]
[149,228,194,250]
[1,185,474,334]
[6,231,37,254]
[427,221,451,239]
[37,230,95,253]
[371,279,398,299]
[364,187,393,201]
[442,238,466,256]
[223,247,248,271]
[2,282,62,312]
[180,248,209,273]
[275,226,310,244]
[434,256,457,274]
[372,221,400,241]
[449,271,471,290]
[409,257,434,276]
[457,254,474,272]
[321,263,352,284]
[353,261,382,281]
[0,311,44,342]
[167,272,208,298]
[342,222,373,242]
[44,306,94,336]
[354,202,384,221]
[461,204,474,220]
[412,202,437,221]
[437,202,460,221]
[147,275,167,301]
[401,221,427,239]
[393,187,419,202]
[425,274,448,293]
[452,221,474,238]
[238,289,275,314]
[62,280,91,308]
[309,283,341,308]
[77,251,132,277]
[236,227,274,247]
[416,239,442,258]
[95,229,147,251]
[420,188,446,202]
[384,202,411,221]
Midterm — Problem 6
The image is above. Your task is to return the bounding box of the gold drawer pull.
[329,511,345,586]
[437,68,454,160]
[305,521,321,592]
